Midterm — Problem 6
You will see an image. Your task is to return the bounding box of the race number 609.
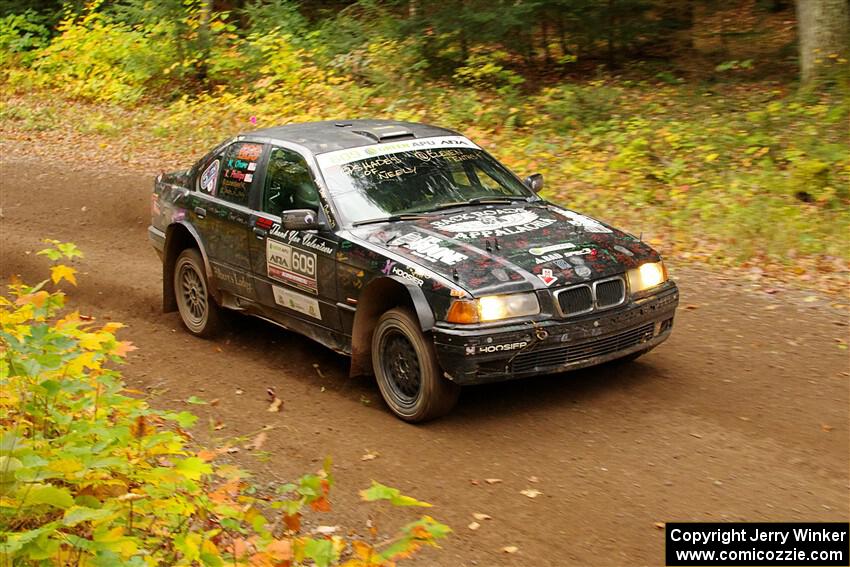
[292,250,316,276]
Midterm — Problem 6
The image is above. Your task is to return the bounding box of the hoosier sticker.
[266,240,317,293]
[392,233,467,266]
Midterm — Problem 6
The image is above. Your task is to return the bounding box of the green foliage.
[0,242,450,565]
[0,10,50,66]
[453,50,525,94]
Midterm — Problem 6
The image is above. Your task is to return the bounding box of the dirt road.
[1,161,848,566]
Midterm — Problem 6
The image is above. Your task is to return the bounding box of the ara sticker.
[266,240,317,294]
[200,159,220,195]
[538,268,557,286]
[272,285,321,319]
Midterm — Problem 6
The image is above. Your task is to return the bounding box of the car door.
[190,140,265,301]
[247,144,343,337]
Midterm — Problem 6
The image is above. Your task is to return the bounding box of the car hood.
[349,203,660,296]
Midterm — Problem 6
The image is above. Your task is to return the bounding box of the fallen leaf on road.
[268,397,283,412]
[520,488,542,498]
[654,522,665,530]
[209,398,220,406]
[527,476,539,483]
[314,525,338,535]
[266,388,276,400]
[361,451,379,461]
[501,546,518,554]
[689,432,703,439]
[473,513,491,521]
[313,363,326,379]
[684,304,699,310]
[821,424,833,432]
[246,431,267,451]
[484,478,502,485]
[235,388,244,395]
[468,521,481,531]
[803,296,818,303]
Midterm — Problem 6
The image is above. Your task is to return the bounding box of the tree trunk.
[607,0,616,69]
[796,0,850,83]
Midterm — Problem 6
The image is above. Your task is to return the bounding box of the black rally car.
[149,120,678,421]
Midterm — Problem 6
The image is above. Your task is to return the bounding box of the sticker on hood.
[552,208,612,233]
[431,208,555,239]
[393,233,468,266]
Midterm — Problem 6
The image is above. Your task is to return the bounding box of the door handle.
[194,206,206,219]
[252,226,267,239]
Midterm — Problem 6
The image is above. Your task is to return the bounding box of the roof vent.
[351,125,414,142]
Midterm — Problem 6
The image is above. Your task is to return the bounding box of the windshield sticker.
[272,285,321,320]
[431,208,555,239]
[316,136,480,168]
[393,233,468,266]
[553,208,612,233]
[266,240,318,294]
[200,159,219,195]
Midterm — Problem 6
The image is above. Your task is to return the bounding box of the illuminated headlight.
[446,292,540,324]
[627,262,668,294]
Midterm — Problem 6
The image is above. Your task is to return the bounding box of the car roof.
[245,119,461,155]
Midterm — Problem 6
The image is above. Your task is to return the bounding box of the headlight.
[446,292,540,324]
[627,261,668,294]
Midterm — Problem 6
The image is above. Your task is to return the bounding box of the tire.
[372,308,460,422]
[174,248,222,338]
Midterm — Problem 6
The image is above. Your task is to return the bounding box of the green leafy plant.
[0,241,450,566]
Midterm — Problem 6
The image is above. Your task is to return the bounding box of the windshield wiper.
[351,213,430,227]
[425,195,531,213]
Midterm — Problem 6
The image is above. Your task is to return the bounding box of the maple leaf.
[112,341,137,357]
[51,264,77,286]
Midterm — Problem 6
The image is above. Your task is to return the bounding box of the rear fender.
[162,222,218,312]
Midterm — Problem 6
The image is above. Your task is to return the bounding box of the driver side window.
[264,147,320,217]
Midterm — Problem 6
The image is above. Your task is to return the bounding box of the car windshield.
[316,138,534,225]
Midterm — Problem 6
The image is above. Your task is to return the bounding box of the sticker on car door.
[272,285,322,319]
[266,239,317,294]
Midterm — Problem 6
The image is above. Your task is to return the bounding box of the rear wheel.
[372,308,460,422]
[174,248,222,338]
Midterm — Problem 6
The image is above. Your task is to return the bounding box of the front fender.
[387,275,436,331]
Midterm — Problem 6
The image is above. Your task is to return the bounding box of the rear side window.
[214,142,264,206]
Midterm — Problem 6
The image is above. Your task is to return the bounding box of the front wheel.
[174,248,222,338]
[372,308,460,422]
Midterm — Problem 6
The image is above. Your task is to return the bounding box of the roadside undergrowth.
[0,241,450,566]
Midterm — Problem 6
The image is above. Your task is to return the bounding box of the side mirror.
[524,173,544,193]
[281,209,319,231]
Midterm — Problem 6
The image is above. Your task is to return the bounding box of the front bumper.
[432,282,679,385]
